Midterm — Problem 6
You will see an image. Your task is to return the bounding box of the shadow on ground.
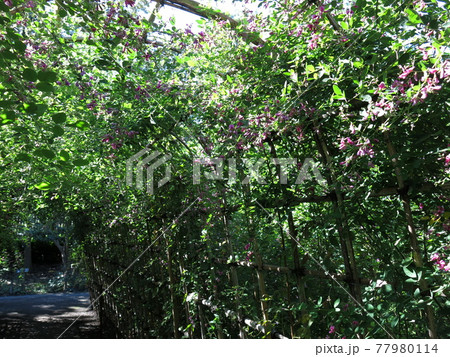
[0,292,111,338]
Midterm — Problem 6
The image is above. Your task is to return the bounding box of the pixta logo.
[126,148,325,194]
[126,149,171,194]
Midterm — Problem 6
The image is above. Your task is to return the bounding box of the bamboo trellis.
[80,0,448,340]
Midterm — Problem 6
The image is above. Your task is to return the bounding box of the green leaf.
[0,50,16,60]
[34,148,55,159]
[23,103,38,114]
[15,153,31,162]
[75,120,90,130]
[333,85,342,96]
[34,182,54,190]
[36,104,48,116]
[13,40,26,53]
[73,158,89,166]
[405,8,422,24]
[37,70,57,82]
[414,288,421,298]
[332,84,345,100]
[23,68,38,82]
[51,125,64,137]
[333,298,340,308]
[52,112,67,124]
[36,82,54,92]
[59,150,70,161]
[403,266,417,278]
[187,59,196,67]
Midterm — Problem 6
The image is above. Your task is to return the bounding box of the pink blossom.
[434,206,445,217]
[125,0,135,7]
[102,135,113,143]
[437,260,446,270]
[419,203,424,209]
[398,66,415,79]
[430,253,440,262]
[329,325,336,334]
[245,251,254,261]
[444,154,450,167]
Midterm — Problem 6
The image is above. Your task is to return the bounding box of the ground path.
[0,293,109,338]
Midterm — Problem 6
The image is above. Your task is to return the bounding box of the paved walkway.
[0,293,107,338]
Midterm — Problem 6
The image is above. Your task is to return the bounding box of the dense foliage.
[1,0,449,338]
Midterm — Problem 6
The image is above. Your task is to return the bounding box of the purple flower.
[329,325,336,334]
[352,320,359,327]
[111,142,122,150]
[87,101,97,110]
[125,0,135,7]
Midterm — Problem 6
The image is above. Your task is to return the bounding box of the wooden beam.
[215,258,373,285]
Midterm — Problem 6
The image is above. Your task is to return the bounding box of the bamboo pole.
[204,233,225,338]
[384,131,437,338]
[277,211,295,338]
[163,232,182,338]
[222,199,247,338]
[313,119,362,302]
[241,184,272,338]
[178,252,194,338]
[287,211,310,337]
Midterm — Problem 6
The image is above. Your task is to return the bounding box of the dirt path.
[0,292,108,338]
